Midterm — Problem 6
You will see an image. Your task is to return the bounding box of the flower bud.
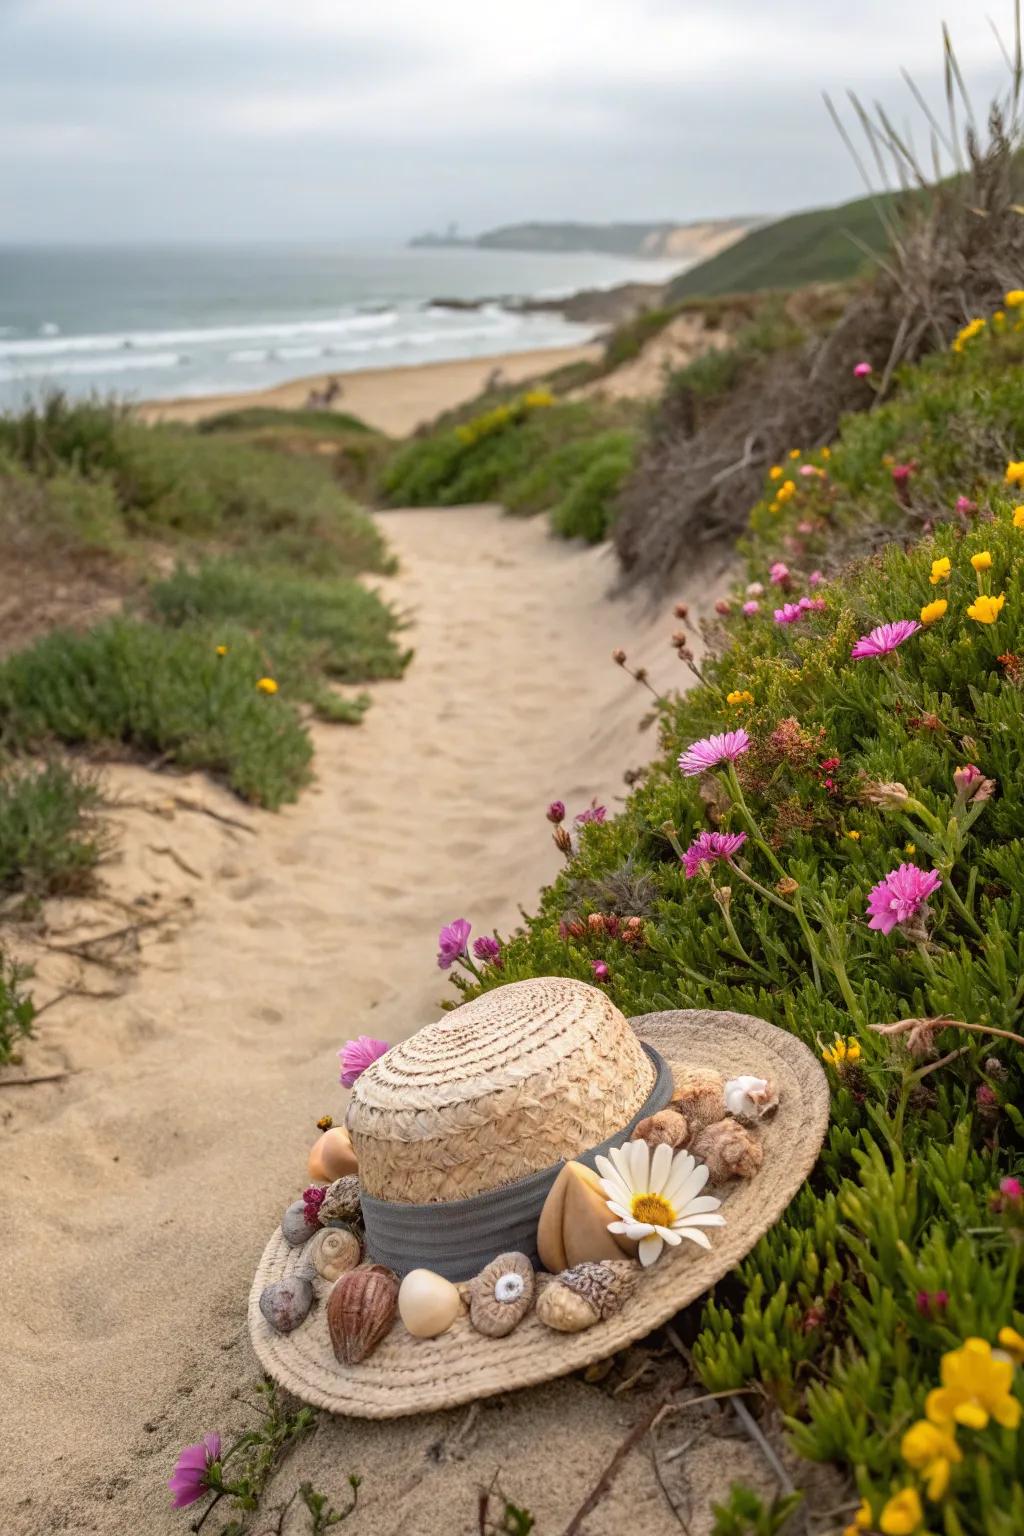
[591,961,610,982]
[552,825,573,854]
[673,602,689,620]
[860,780,910,809]
[714,599,731,616]
[745,582,764,598]
[776,876,799,896]
[587,912,606,933]
[611,648,627,666]
[546,800,566,824]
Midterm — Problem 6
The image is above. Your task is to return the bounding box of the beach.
[138,342,602,437]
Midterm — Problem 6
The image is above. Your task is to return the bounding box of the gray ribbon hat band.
[360,1042,673,1281]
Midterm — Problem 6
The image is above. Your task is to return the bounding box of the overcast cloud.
[0,0,1014,243]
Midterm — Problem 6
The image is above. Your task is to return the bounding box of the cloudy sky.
[0,0,1014,244]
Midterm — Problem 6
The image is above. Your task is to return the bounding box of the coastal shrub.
[196,406,373,437]
[550,445,633,543]
[0,621,314,808]
[450,331,1024,1531]
[0,760,106,900]
[0,951,35,1067]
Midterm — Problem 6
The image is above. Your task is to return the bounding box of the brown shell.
[468,1252,536,1337]
[669,1064,726,1133]
[319,1175,362,1227]
[326,1265,398,1364]
[632,1108,689,1150]
[537,1260,637,1332]
[691,1118,764,1183]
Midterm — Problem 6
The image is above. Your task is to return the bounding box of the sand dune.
[0,507,754,1536]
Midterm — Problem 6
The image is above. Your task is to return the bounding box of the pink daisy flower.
[575,804,608,825]
[798,596,827,613]
[168,1434,221,1510]
[681,830,747,878]
[865,864,942,935]
[850,619,921,659]
[742,600,760,617]
[678,729,750,777]
[769,562,790,586]
[809,570,824,587]
[339,1034,389,1086]
[436,918,472,970]
[774,603,805,625]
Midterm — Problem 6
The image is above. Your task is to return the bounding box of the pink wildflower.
[473,935,501,962]
[850,619,921,659]
[746,581,764,597]
[169,1434,221,1510]
[715,598,732,616]
[338,1034,389,1086]
[302,1185,326,1226]
[678,728,750,777]
[575,804,607,825]
[809,570,824,587]
[591,961,610,982]
[956,495,978,517]
[1000,1176,1023,1202]
[769,561,790,586]
[774,602,805,625]
[798,596,827,613]
[682,830,747,878]
[915,1290,949,1318]
[436,919,472,970]
[891,463,913,485]
[853,361,872,378]
[865,863,942,935]
[546,800,566,824]
[742,600,760,617]
[799,463,816,477]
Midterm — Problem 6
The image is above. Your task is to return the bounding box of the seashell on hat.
[346,976,657,1203]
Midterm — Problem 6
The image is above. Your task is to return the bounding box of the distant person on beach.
[305,376,343,409]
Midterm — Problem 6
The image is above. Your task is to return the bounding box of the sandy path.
[1,508,750,1536]
[137,344,601,437]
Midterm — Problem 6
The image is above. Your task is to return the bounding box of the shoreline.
[136,341,602,437]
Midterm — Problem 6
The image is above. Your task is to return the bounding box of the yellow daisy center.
[631,1193,675,1226]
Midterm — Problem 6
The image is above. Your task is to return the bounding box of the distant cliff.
[410,219,756,262]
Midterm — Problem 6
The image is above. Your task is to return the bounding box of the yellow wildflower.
[929,557,951,585]
[970,550,992,572]
[843,1499,872,1536]
[1013,506,1024,528]
[821,446,832,459]
[952,317,986,352]
[769,465,783,480]
[215,644,228,656]
[966,592,1005,625]
[998,1325,1024,1364]
[1005,289,1024,307]
[920,599,948,626]
[789,448,801,459]
[905,842,916,855]
[256,677,279,695]
[522,387,553,409]
[845,830,861,841]
[879,1488,923,1536]
[1005,460,1024,486]
[901,1419,961,1501]
[994,309,1007,325]
[926,1337,1022,1431]
[726,690,754,706]
[822,1036,861,1068]
[769,501,780,514]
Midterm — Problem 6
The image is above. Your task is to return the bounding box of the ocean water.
[0,244,684,413]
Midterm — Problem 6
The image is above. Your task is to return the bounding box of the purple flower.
[798,596,827,613]
[575,804,607,825]
[546,800,566,824]
[436,918,472,970]
[302,1185,326,1225]
[774,602,805,625]
[169,1434,221,1510]
[1000,1176,1023,1203]
[591,961,610,982]
[678,729,751,777]
[809,570,824,587]
[339,1034,389,1086]
[853,361,873,378]
[682,830,747,878]
[865,863,942,935]
[956,495,978,516]
[769,561,790,586]
[850,620,921,659]
[742,600,760,617]
[473,935,501,962]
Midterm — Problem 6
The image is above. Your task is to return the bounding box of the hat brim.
[247,1008,829,1419]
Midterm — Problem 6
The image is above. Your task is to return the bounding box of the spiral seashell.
[691,1118,764,1182]
[259,1276,313,1334]
[631,1108,690,1150]
[318,1175,362,1227]
[669,1064,726,1133]
[326,1264,398,1364]
[281,1198,318,1246]
[536,1260,637,1333]
[468,1252,535,1337]
[310,1225,362,1281]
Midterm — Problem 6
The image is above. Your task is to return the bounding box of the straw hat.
[249,980,829,1418]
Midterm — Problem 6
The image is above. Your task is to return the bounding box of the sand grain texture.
[1,507,743,1536]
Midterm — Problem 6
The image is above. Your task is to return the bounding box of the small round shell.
[469,1252,536,1337]
[281,1198,318,1246]
[259,1275,313,1334]
[536,1260,637,1333]
[632,1108,689,1150]
[310,1224,362,1281]
[691,1118,764,1182]
[669,1065,726,1133]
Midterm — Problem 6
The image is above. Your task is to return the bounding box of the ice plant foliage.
[168,1434,221,1509]
[851,620,921,659]
[436,918,472,969]
[595,1140,724,1267]
[682,830,747,878]
[678,729,750,777]
[338,1034,388,1087]
[866,864,942,935]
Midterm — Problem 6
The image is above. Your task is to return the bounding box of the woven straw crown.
[346,977,655,1201]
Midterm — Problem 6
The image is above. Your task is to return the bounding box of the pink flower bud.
[546,800,566,824]
[809,570,824,587]
[746,581,764,597]
[742,600,760,617]
[1000,1176,1023,1203]
[591,961,610,982]
[714,598,731,616]
[769,562,790,586]
[853,361,872,378]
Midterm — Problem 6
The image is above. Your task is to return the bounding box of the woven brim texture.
[248,1009,829,1419]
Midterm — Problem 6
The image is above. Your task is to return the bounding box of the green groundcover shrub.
[0,950,35,1067]
[450,333,1024,1534]
[0,759,106,900]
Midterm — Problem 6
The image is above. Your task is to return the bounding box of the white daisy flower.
[594,1139,725,1268]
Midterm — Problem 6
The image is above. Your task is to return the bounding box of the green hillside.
[666,189,897,299]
